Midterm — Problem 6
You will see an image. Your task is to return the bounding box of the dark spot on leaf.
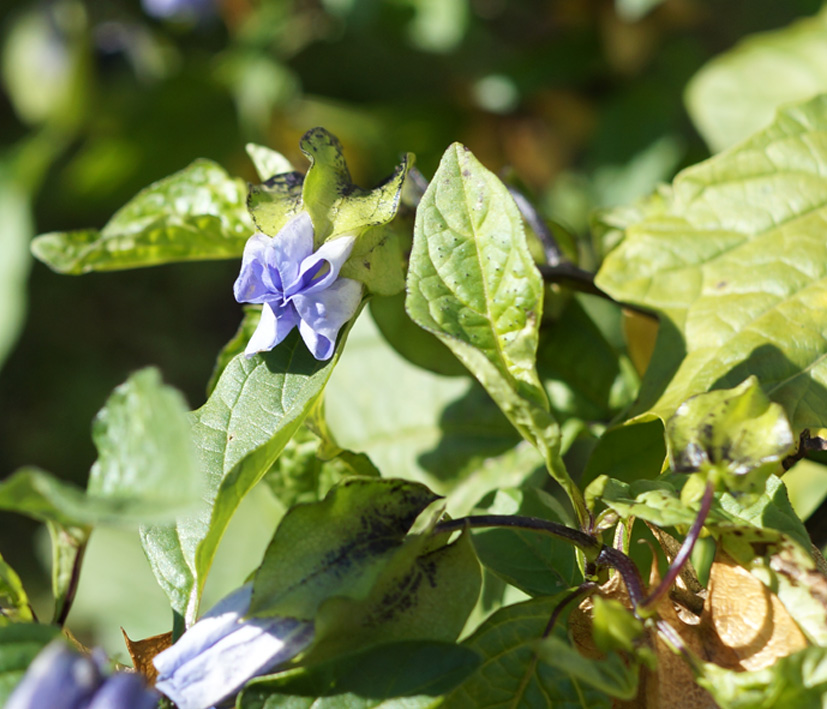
[716,281,727,289]
[751,542,771,556]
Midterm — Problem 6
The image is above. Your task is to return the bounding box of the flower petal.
[86,673,160,709]
[244,302,299,358]
[289,235,356,297]
[233,233,276,304]
[267,212,315,292]
[6,642,101,709]
[294,277,363,360]
[153,585,314,709]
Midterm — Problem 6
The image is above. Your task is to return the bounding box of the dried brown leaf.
[121,628,173,684]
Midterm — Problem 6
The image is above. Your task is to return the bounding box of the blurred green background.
[1,0,823,655]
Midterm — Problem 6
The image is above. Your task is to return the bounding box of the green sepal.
[666,377,794,497]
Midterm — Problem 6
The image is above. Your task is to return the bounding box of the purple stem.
[639,481,714,614]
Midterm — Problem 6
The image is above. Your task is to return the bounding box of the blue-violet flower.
[153,584,314,709]
[233,212,362,361]
[7,641,159,709]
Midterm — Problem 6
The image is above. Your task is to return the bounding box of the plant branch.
[507,185,563,266]
[434,514,602,557]
[639,481,714,614]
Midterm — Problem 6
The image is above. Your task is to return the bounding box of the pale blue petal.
[153,585,314,709]
[294,277,362,360]
[86,673,160,709]
[6,642,100,709]
[243,302,299,358]
[268,212,315,292]
[288,235,356,297]
[233,233,275,304]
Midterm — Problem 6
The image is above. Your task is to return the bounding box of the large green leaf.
[240,641,478,708]
[31,159,253,273]
[309,530,481,661]
[140,329,343,623]
[596,94,827,437]
[470,487,578,598]
[0,370,198,527]
[89,367,201,522]
[0,624,61,705]
[324,313,528,505]
[686,8,827,152]
[406,143,584,522]
[250,478,439,618]
[439,597,612,708]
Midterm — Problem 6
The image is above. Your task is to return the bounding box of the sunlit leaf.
[407,143,583,521]
[597,94,827,438]
[324,313,523,502]
[31,159,253,273]
[686,7,827,152]
[141,328,345,623]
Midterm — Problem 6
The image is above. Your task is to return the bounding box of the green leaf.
[89,368,201,522]
[31,159,253,273]
[537,296,633,425]
[592,473,811,550]
[309,530,481,661]
[324,312,524,502]
[250,478,439,618]
[0,624,61,705]
[239,641,479,707]
[338,221,411,296]
[470,487,578,597]
[0,554,32,624]
[246,143,295,181]
[406,143,584,523]
[666,377,794,496]
[299,127,410,242]
[141,328,344,623]
[440,596,612,708]
[537,634,638,700]
[369,292,468,377]
[696,646,827,709]
[0,160,33,372]
[262,427,380,511]
[589,596,644,656]
[686,8,827,152]
[206,305,261,397]
[596,94,827,437]
[581,418,666,488]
